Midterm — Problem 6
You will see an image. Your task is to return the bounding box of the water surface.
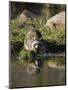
[10,56,66,88]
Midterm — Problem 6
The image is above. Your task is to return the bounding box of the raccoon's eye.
[32,37,35,40]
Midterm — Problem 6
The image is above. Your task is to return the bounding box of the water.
[9,56,66,88]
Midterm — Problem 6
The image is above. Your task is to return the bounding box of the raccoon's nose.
[32,41,42,49]
[34,44,39,48]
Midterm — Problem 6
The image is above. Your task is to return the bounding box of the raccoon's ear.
[36,30,42,38]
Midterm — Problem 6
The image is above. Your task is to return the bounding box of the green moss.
[42,26,65,45]
[19,49,28,60]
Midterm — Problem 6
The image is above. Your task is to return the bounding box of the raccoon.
[24,29,45,53]
[24,29,46,74]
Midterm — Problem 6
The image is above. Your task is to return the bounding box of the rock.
[19,9,38,21]
[47,56,65,69]
[46,12,65,31]
[18,11,27,26]
[18,9,38,27]
[22,9,38,20]
[48,61,65,69]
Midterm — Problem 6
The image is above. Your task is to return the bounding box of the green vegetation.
[19,49,28,60]
[42,26,65,45]
[10,16,65,47]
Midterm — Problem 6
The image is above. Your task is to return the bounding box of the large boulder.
[18,9,38,26]
[21,9,38,20]
[46,12,65,31]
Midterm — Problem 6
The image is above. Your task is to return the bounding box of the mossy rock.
[47,56,65,69]
[44,12,65,45]
[46,12,65,31]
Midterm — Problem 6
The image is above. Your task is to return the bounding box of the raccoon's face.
[32,41,43,52]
